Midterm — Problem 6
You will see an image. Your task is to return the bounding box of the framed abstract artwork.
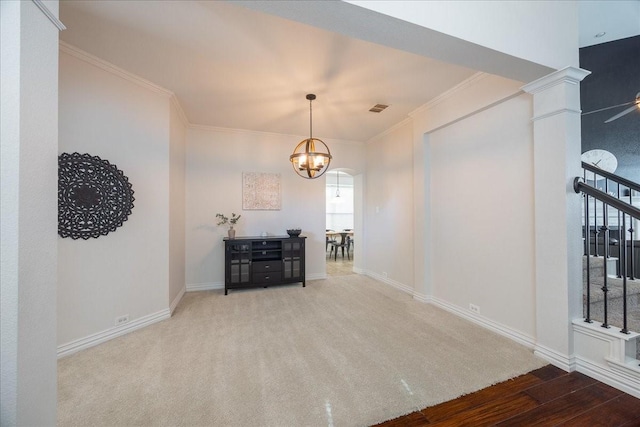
[242,172,281,210]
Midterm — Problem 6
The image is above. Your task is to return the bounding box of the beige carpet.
[58,275,546,426]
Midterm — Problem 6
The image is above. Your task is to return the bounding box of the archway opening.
[325,170,355,276]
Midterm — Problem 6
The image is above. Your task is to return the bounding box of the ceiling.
[59,1,639,143]
[578,0,640,48]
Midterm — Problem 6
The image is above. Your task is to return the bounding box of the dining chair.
[326,230,337,252]
[347,236,354,255]
[330,232,350,261]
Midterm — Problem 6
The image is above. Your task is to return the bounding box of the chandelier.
[289,94,332,179]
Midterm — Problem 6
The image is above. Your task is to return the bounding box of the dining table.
[325,230,354,238]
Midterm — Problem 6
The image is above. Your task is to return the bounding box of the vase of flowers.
[216,213,241,239]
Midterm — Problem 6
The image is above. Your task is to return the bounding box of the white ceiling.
[59,1,639,143]
[578,0,640,48]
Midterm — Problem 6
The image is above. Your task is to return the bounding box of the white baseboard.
[576,355,640,399]
[533,344,575,372]
[306,273,326,281]
[170,286,186,314]
[186,282,224,292]
[430,296,538,350]
[362,269,536,350]
[571,319,640,395]
[412,291,432,304]
[57,308,171,358]
[365,270,415,295]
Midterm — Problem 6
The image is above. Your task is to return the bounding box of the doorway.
[325,170,355,276]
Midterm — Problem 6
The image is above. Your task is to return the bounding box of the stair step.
[584,276,640,301]
[583,256,618,279]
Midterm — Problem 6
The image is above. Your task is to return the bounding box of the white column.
[1,1,61,424]
[522,66,590,370]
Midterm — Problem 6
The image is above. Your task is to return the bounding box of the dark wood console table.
[223,235,306,295]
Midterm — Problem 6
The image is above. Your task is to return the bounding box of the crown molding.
[170,95,189,127]
[343,72,482,144]
[366,117,413,144]
[60,41,192,126]
[59,41,173,97]
[32,0,66,31]
[521,66,591,94]
[426,90,524,134]
[409,72,488,118]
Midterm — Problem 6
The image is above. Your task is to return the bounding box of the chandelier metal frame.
[289,94,332,179]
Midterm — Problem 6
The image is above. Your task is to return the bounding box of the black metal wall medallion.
[58,152,135,239]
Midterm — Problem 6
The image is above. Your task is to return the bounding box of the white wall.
[1,1,59,424]
[364,121,414,289]
[169,101,187,311]
[185,127,365,289]
[429,93,536,338]
[58,51,171,345]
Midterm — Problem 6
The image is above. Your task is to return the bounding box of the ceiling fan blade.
[582,100,634,116]
[604,104,639,123]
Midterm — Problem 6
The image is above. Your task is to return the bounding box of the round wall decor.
[58,152,135,239]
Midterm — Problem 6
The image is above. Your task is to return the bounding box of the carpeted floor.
[58,275,546,426]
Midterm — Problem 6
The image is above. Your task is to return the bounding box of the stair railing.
[574,163,640,333]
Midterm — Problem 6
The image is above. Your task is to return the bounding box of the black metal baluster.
[629,188,635,280]
[594,196,600,257]
[621,213,629,334]
[585,192,592,323]
[583,168,587,256]
[617,183,622,278]
[601,176,610,328]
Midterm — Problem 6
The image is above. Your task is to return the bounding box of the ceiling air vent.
[369,104,389,113]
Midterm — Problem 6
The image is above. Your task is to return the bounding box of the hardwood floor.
[326,250,354,276]
[374,365,640,426]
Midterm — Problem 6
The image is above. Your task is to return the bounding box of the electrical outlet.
[115,315,129,326]
[469,304,480,314]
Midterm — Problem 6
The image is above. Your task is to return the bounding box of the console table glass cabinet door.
[283,239,304,283]
[226,242,250,289]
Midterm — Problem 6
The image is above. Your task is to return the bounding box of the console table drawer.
[252,260,282,273]
[252,271,282,285]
